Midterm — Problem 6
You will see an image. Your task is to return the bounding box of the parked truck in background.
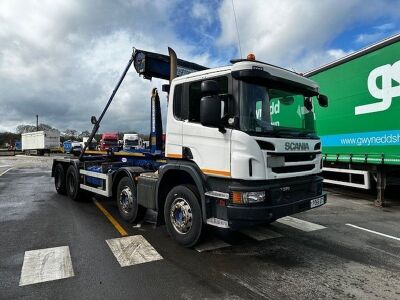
[52,47,328,247]
[99,133,118,151]
[22,131,60,155]
[82,137,97,151]
[63,140,82,155]
[123,133,142,151]
[305,33,400,206]
[15,140,21,151]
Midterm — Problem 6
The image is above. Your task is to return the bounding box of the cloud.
[356,32,386,44]
[374,23,396,31]
[0,0,205,133]
[216,0,400,72]
[1,0,400,134]
[356,22,398,45]
[191,2,214,26]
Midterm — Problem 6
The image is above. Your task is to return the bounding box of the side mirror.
[91,116,97,125]
[201,80,220,95]
[317,94,328,107]
[200,95,222,128]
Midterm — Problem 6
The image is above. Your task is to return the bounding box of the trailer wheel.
[164,185,203,247]
[54,164,66,195]
[66,165,85,201]
[116,177,146,223]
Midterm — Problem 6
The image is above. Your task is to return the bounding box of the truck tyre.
[54,164,66,195]
[116,177,146,223]
[164,185,203,247]
[66,165,85,201]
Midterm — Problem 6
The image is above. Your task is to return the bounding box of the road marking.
[93,198,128,236]
[276,216,326,232]
[346,224,400,241]
[0,165,11,167]
[0,167,13,177]
[106,235,163,267]
[195,237,231,252]
[240,226,283,241]
[19,246,74,286]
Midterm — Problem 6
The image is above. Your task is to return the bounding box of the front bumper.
[226,193,327,229]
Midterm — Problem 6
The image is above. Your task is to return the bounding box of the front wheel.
[164,185,203,247]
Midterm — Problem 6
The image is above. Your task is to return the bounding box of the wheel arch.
[156,163,207,224]
[112,167,145,198]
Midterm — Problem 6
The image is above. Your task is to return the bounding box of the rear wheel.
[54,164,66,195]
[116,177,146,223]
[66,165,85,201]
[164,185,203,247]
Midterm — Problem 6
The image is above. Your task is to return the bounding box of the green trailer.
[305,33,400,206]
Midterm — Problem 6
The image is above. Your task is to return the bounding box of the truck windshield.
[104,139,118,145]
[125,140,138,146]
[239,81,316,137]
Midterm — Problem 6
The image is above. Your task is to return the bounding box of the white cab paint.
[165,61,322,180]
[165,82,182,157]
[183,123,231,176]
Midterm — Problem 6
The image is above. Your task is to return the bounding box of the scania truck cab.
[165,57,328,230]
[52,49,328,247]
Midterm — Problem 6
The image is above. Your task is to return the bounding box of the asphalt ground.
[1,155,400,299]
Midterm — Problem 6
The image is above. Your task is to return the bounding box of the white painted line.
[346,224,400,242]
[0,165,11,167]
[276,216,326,232]
[240,226,283,241]
[195,237,231,252]
[106,235,163,267]
[0,167,13,177]
[19,246,74,286]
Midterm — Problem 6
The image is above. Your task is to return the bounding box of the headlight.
[232,191,265,204]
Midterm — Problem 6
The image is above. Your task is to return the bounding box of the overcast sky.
[1,0,399,134]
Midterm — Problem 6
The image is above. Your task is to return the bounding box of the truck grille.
[269,180,322,205]
[271,153,316,162]
[272,165,314,173]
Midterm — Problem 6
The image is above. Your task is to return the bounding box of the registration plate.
[310,196,325,208]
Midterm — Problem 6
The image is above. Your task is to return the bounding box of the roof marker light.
[247,53,256,61]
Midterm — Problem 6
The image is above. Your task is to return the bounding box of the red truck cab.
[100,133,119,151]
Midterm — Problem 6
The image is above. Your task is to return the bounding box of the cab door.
[182,76,232,178]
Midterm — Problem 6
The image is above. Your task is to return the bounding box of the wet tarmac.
[1,155,399,299]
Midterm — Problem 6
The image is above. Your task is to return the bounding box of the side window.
[173,84,183,120]
[188,76,228,123]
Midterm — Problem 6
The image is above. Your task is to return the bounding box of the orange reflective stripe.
[201,168,231,177]
[166,153,183,159]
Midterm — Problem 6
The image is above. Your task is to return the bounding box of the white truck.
[123,133,142,151]
[52,48,328,247]
[22,131,60,155]
[81,137,97,150]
